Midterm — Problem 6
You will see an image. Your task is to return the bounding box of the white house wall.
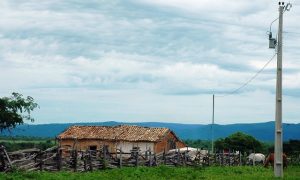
[116,141,154,153]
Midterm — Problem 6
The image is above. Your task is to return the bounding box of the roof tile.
[58,125,170,142]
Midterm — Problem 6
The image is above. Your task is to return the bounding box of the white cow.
[168,147,208,161]
[247,153,265,165]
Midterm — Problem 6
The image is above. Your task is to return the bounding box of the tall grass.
[0,166,299,180]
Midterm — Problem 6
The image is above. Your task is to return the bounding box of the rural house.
[57,125,186,154]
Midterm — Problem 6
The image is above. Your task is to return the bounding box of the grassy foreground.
[0,166,299,180]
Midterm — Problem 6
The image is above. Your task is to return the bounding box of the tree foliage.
[183,139,211,149]
[214,132,263,153]
[0,92,38,132]
[283,140,300,155]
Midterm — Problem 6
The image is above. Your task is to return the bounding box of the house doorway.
[89,145,97,151]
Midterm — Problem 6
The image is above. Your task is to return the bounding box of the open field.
[0,136,54,143]
[0,166,299,180]
[0,136,55,152]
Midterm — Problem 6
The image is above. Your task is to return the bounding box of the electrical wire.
[213,3,291,98]
[283,31,300,35]
[215,53,277,98]
[269,17,279,33]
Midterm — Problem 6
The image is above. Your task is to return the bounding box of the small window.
[89,145,97,151]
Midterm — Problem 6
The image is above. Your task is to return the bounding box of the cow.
[247,153,265,165]
[168,147,208,161]
[264,153,288,168]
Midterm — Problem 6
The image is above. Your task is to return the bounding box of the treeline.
[0,136,55,152]
[284,140,300,156]
[184,132,300,156]
[183,139,211,149]
[184,132,272,154]
[0,135,51,141]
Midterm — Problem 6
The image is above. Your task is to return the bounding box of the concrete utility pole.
[211,94,215,154]
[274,2,284,178]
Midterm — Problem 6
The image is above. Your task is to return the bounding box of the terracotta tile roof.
[57,125,171,142]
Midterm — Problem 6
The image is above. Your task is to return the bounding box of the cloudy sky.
[0,0,299,125]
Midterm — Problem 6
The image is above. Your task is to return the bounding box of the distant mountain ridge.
[1,121,300,141]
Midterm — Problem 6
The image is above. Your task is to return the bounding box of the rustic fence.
[1,145,290,172]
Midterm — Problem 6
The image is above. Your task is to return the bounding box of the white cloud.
[140,0,268,14]
[0,0,299,124]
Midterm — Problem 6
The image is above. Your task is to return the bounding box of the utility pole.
[211,94,215,154]
[274,2,284,178]
[269,1,291,177]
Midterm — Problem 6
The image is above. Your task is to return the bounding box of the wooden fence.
[0,145,284,172]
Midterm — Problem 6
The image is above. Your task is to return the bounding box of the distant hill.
[1,121,299,141]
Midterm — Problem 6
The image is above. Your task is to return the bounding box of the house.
[57,125,186,154]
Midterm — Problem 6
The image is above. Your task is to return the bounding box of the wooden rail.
[0,145,272,172]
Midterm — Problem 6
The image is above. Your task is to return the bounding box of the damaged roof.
[57,125,174,142]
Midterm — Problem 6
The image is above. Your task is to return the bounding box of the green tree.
[183,139,210,149]
[283,140,300,155]
[214,132,263,153]
[214,138,228,150]
[0,92,38,132]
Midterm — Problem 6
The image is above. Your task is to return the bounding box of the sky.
[0,0,299,125]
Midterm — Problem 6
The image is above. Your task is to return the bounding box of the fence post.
[213,152,215,166]
[177,148,180,166]
[208,151,211,166]
[2,147,12,169]
[39,150,43,171]
[74,149,78,172]
[222,151,224,166]
[88,150,93,171]
[135,150,139,167]
[0,149,6,171]
[149,148,152,167]
[185,146,188,166]
[103,146,107,161]
[154,153,157,166]
[102,147,106,169]
[228,149,232,166]
[183,150,186,166]
[243,152,247,165]
[145,149,148,160]
[83,150,87,171]
[119,147,122,168]
[56,148,62,171]
[197,148,203,165]
[163,148,166,165]
[239,151,241,166]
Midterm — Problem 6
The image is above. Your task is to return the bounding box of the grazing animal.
[264,153,288,168]
[168,147,208,161]
[247,153,265,165]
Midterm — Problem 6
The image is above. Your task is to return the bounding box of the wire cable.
[215,53,277,98]
[269,17,279,33]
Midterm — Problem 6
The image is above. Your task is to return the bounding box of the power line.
[283,31,300,35]
[215,14,281,98]
[215,53,277,98]
[269,17,279,32]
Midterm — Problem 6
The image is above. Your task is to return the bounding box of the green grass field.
[0,136,55,151]
[0,166,299,180]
